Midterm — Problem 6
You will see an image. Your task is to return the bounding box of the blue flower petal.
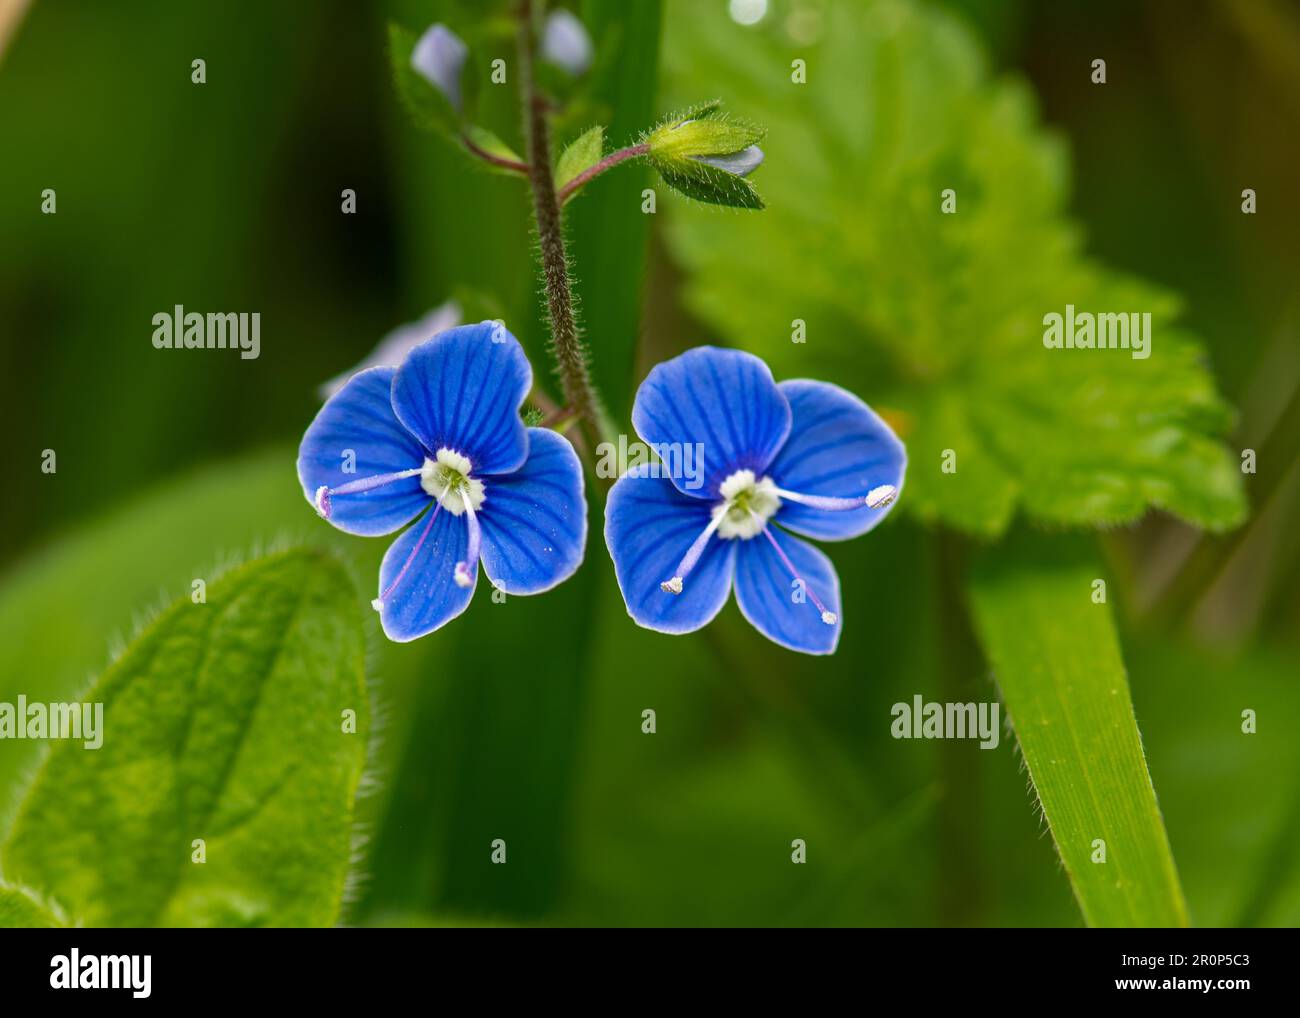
[376,505,475,642]
[733,527,842,655]
[604,466,737,634]
[478,428,588,595]
[297,367,430,536]
[391,322,532,476]
[768,379,907,541]
[631,346,792,499]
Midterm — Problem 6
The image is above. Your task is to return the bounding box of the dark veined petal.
[391,321,532,477]
[769,379,906,541]
[478,428,587,595]
[604,466,737,634]
[631,345,792,500]
[297,367,430,536]
[375,504,475,642]
[733,527,842,655]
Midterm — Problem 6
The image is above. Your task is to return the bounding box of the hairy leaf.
[656,160,764,210]
[646,106,764,162]
[555,124,605,190]
[3,548,370,927]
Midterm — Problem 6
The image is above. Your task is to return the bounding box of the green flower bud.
[644,102,767,209]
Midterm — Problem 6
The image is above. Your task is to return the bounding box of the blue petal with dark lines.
[769,379,907,541]
[631,346,791,499]
[296,367,430,536]
[604,465,737,633]
[478,428,588,594]
[390,321,532,476]
[734,526,842,655]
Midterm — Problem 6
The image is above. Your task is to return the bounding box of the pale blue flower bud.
[692,145,765,178]
[411,23,468,113]
[541,10,593,76]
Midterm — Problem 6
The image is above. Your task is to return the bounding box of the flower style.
[298,322,587,642]
[604,347,906,655]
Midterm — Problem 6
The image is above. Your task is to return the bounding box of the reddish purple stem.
[557,143,650,204]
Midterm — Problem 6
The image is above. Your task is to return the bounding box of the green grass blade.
[568,0,663,422]
[968,533,1190,927]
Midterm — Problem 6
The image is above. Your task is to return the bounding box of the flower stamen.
[749,510,837,626]
[715,469,780,539]
[454,498,483,588]
[314,467,425,519]
[771,483,897,512]
[372,496,445,612]
[420,448,485,516]
[661,511,724,594]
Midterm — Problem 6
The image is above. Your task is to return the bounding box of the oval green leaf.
[555,124,605,191]
[2,548,370,927]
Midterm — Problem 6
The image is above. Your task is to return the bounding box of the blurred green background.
[1,0,1297,926]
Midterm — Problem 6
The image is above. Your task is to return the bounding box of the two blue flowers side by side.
[299,327,905,654]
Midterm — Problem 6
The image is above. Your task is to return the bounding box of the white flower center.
[421,448,485,515]
[713,469,781,539]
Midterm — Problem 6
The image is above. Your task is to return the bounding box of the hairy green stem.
[517,0,604,457]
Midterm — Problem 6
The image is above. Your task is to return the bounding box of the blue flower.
[604,346,906,655]
[298,321,587,642]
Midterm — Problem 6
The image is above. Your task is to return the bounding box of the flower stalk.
[517,0,604,457]
[460,130,529,174]
[557,143,649,204]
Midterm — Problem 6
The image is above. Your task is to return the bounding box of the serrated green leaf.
[555,125,605,190]
[3,548,370,927]
[661,0,1246,536]
[657,161,764,210]
[388,22,460,135]
[0,882,65,928]
[969,533,1189,927]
